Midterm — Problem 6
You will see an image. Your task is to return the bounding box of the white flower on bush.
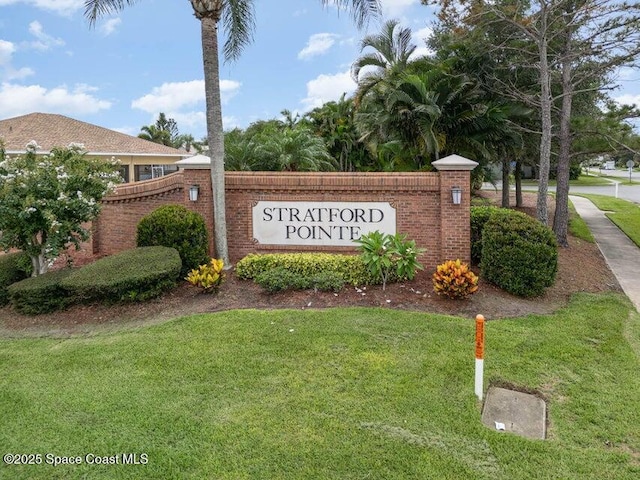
[25,140,41,151]
[0,145,122,276]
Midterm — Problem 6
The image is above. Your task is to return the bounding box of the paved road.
[584,167,637,180]
[570,195,640,312]
[489,182,640,204]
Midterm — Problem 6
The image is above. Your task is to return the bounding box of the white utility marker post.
[475,314,485,400]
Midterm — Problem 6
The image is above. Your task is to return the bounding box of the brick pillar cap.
[432,155,479,171]
[175,154,211,169]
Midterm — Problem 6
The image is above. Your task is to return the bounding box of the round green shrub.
[0,252,32,305]
[480,209,558,297]
[137,204,208,275]
[8,268,73,314]
[61,246,181,304]
[470,206,498,265]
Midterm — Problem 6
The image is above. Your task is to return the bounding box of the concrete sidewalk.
[570,195,640,312]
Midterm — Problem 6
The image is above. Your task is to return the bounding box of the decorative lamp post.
[451,186,462,205]
[189,184,200,202]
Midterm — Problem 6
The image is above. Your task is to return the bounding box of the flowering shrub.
[355,231,424,290]
[432,259,479,299]
[186,258,225,293]
[0,143,121,275]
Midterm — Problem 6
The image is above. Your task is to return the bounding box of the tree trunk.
[201,17,230,266]
[552,23,574,248]
[515,159,523,207]
[30,248,48,277]
[536,19,552,226]
[501,157,510,208]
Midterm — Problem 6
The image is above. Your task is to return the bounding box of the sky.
[0,0,639,141]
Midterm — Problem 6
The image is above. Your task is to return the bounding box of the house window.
[118,165,130,183]
[134,164,178,182]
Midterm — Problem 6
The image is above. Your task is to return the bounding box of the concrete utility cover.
[481,387,546,440]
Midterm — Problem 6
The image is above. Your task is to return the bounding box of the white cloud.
[0,39,34,80]
[380,0,420,18]
[222,116,239,130]
[111,125,138,136]
[0,39,15,66]
[166,111,206,131]
[131,79,241,113]
[100,18,122,36]
[613,94,640,107]
[5,66,34,80]
[0,82,111,117]
[0,0,83,16]
[298,33,340,60]
[27,21,65,51]
[410,26,433,60]
[300,70,356,110]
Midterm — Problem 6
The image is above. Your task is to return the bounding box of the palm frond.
[222,0,256,62]
[84,0,139,26]
[321,0,381,29]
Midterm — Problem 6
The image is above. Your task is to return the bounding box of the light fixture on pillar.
[451,186,462,205]
[189,184,199,202]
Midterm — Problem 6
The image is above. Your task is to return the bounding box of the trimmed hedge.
[8,268,74,314]
[61,246,182,304]
[137,204,209,275]
[0,252,31,305]
[235,253,386,286]
[470,206,498,265]
[254,267,345,293]
[480,209,558,297]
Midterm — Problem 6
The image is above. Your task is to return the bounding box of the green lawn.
[521,176,614,187]
[597,174,640,186]
[573,194,640,248]
[568,199,595,242]
[1,295,639,479]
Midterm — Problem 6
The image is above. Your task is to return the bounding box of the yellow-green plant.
[186,258,225,293]
[432,259,479,299]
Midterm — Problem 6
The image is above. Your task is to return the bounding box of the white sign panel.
[252,201,396,246]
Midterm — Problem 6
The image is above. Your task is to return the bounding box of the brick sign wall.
[94,157,476,269]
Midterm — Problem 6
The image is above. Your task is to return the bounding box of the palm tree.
[224,128,259,171]
[351,19,417,103]
[255,128,337,172]
[305,94,373,171]
[138,124,172,146]
[84,0,379,266]
[138,113,180,146]
[356,73,441,169]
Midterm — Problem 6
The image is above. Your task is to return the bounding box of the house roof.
[0,112,186,157]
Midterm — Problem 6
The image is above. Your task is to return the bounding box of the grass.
[573,194,640,248]
[597,174,640,186]
[568,199,595,242]
[1,295,639,479]
[521,176,614,187]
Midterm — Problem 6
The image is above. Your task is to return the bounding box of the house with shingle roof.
[0,112,189,182]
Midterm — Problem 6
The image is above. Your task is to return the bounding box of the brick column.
[180,166,215,257]
[432,155,478,264]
